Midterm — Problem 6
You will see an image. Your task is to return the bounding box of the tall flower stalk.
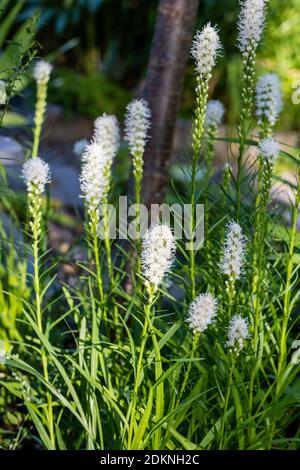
[277,169,300,389]
[189,23,222,298]
[256,73,282,139]
[32,61,52,158]
[219,221,246,314]
[179,293,218,403]
[21,157,54,447]
[125,99,151,272]
[92,115,120,283]
[236,0,266,219]
[125,99,151,206]
[80,141,111,302]
[127,224,175,449]
[252,138,280,350]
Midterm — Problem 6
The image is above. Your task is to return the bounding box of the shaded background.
[6,0,300,129]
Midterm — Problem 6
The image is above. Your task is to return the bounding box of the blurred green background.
[2,0,300,129]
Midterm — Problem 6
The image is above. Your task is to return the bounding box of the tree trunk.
[142,0,200,206]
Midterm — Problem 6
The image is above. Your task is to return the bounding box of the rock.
[0,136,25,165]
[50,163,81,207]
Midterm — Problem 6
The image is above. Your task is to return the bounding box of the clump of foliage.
[48,67,131,118]
[1,0,300,451]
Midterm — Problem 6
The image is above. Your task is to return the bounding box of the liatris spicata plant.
[189,23,222,298]
[73,138,89,156]
[124,98,151,205]
[0,80,7,105]
[92,114,120,281]
[220,221,246,305]
[21,157,54,446]
[258,137,280,204]
[227,314,249,352]
[186,292,218,334]
[256,73,282,137]
[204,100,225,175]
[220,312,249,448]
[141,223,176,301]
[32,60,53,158]
[252,138,280,349]
[128,223,176,449]
[236,0,267,219]
[177,293,218,407]
[80,141,111,300]
[124,99,151,272]
[93,114,120,164]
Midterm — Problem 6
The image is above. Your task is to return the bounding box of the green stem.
[219,356,235,449]
[30,190,55,448]
[176,333,199,407]
[32,82,48,158]
[236,49,256,220]
[189,74,209,299]
[127,300,151,449]
[277,172,300,387]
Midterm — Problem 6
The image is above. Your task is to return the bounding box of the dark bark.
[142,0,200,206]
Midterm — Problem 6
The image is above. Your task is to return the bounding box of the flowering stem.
[29,189,55,448]
[189,75,209,298]
[219,354,235,449]
[134,163,143,276]
[89,208,104,306]
[177,333,199,407]
[277,171,300,387]
[252,159,272,352]
[127,298,152,449]
[236,49,255,220]
[103,203,114,285]
[32,82,48,158]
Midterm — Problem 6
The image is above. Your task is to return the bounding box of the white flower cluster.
[191,23,222,76]
[80,142,109,211]
[73,139,89,156]
[0,80,7,105]
[93,114,120,163]
[33,60,53,85]
[187,293,218,334]
[237,0,266,54]
[227,315,249,351]
[258,137,280,163]
[22,157,51,193]
[256,73,282,126]
[124,99,151,157]
[204,100,225,128]
[219,221,246,280]
[141,224,176,293]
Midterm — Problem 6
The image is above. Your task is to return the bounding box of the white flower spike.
[258,137,280,163]
[141,224,176,295]
[191,23,222,76]
[124,98,151,156]
[93,114,120,163]
[80,141,109,211]
[22,157,51,193]
[220,221,246,280]
[237,0,266,54]
[187,293,218,334]
[256,73,282,127]
[227,315,249,352]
